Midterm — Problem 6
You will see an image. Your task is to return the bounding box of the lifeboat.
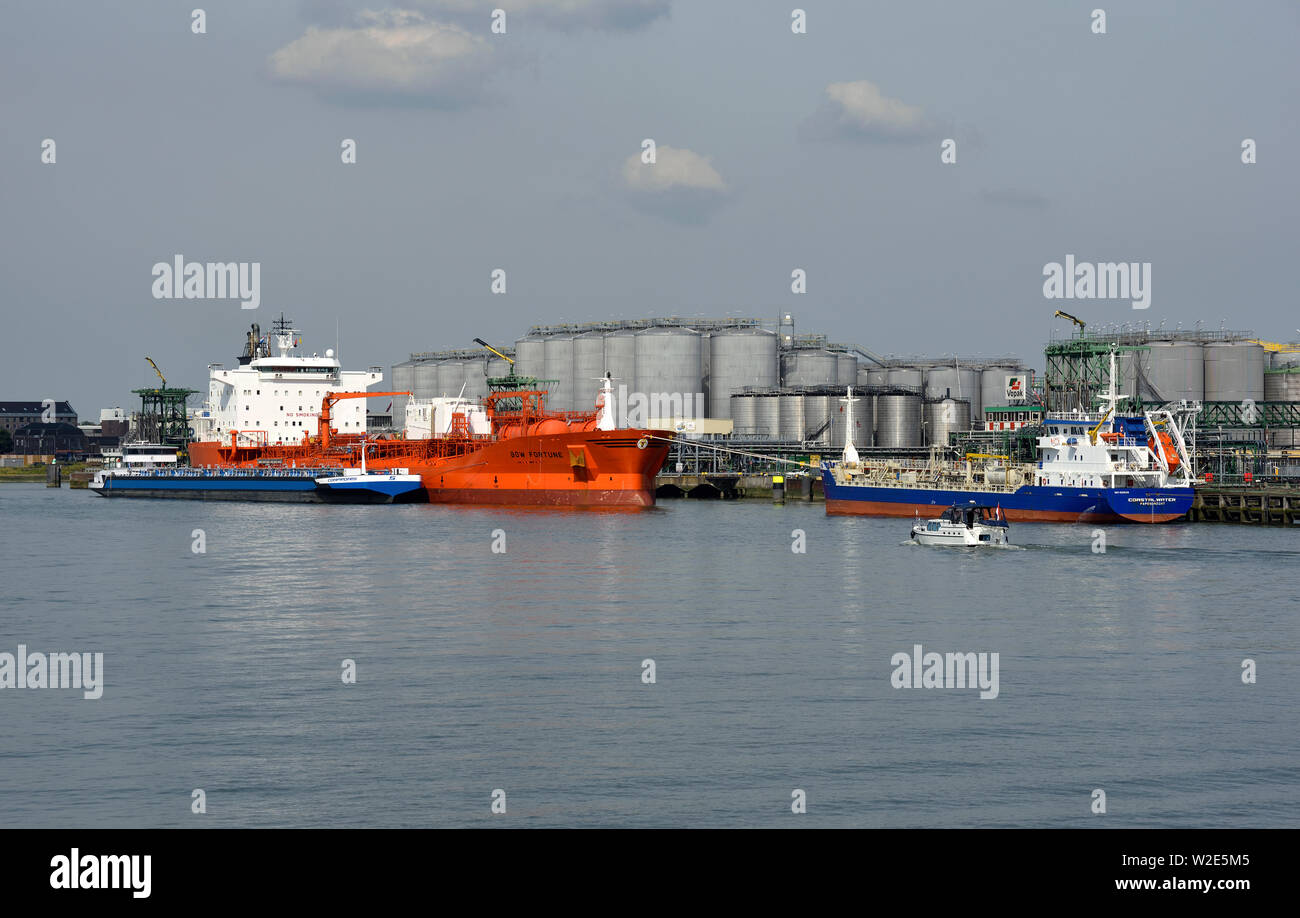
[1148,430,1180,470]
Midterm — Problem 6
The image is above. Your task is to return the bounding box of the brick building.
[0,401,77,433]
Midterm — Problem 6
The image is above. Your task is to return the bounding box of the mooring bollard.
[772,475,785,503]
[799,474,812,500]
[46,464,62,488]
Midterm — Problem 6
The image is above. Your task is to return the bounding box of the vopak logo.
[1043,255,1150,309]
[151,255,260,309]
[1005,375,1025,400]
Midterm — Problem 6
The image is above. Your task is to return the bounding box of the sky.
[2,0,1297,417]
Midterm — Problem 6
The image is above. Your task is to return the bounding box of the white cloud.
[620,145,728,225]
[622,145,726,193]
[268,10,495,105]
[412,0,671,30]
[807,80,937,141]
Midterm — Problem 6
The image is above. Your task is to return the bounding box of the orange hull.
[186,429,671,507]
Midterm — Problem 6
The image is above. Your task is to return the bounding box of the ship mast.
[841,386,860,466]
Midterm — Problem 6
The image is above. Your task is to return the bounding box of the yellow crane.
[473,338,514,366]
[1053,310,1086,332]
[145,356,166,388]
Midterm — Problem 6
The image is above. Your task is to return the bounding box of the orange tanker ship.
[188,380,673,507]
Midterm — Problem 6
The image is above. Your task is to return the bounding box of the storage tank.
[436,360,467,397]
[572,332,606,412]
[709,327,779,419]
[1265,366,1300,402]
[514,336,546,380]
[979,366,1022,416]
[829,390,873,449]
[835,354,858,387]
[729,392,758,436]
[542,335,575,411]
[635,327,703,419]
[925,367,982,417]
[924,397,971,447]
[858,366,888,389]
[1204,341,1265,403]
[781,349,839,387]
[778,392,806,441]
[875,393,923,448]
[752,393,781,439]
[886,366,924,390]
[460,360,489,399]
[486,356,511,381]
[391,360,416,433]
[1142,341,1204,404]
[1270,429,1300,449]
[1271,351,1300,371]
[603,330,637,395]
[802,393,834,444]
[413,359,440,399]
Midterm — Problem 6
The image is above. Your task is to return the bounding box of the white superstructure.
[191,316,382,446]
[403,397,491,439]
[1030,349,1196,490]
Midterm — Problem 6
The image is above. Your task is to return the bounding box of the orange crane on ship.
[315,391,411,449]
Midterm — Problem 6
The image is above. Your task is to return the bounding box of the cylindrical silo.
[1204,341,1265,403]
[413,359,440,399]
[709,327,779,419]
[543,335,575,412]
[980,366,1022,415]
[802,392,834,444]
[1143,341,1204,404]
[860,367,889,388]
[572,331,607,413]
[924,397,971,447]
[925,367,981,417]
[1264,366,1300,402]
[635,327,703,419]
[752,393,781,439]
[436,360,467,397]
[729,392,758,436]
[1270,351,1300,371]
[460,360,489,399]
[487,356,511,381]
[781,349,839,387]
[391,360,415,432]
[778,392,806,441]
[604,330,637,395]
[835,354,858,387]
[875,393,923,448]
[514,336,545,381]
[887,366,924,390]
[829,390,873,449]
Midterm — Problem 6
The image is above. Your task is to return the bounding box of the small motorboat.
[911,503,1010,546]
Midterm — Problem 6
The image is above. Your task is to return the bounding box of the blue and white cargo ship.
[90,443,424,503]
[823,352,1196,523]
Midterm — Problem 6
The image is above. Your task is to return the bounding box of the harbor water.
[1,483,1296,827]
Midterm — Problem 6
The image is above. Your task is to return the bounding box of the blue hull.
[94,470,336,502]
[822,468,1192,523]
[315,477,426,503]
